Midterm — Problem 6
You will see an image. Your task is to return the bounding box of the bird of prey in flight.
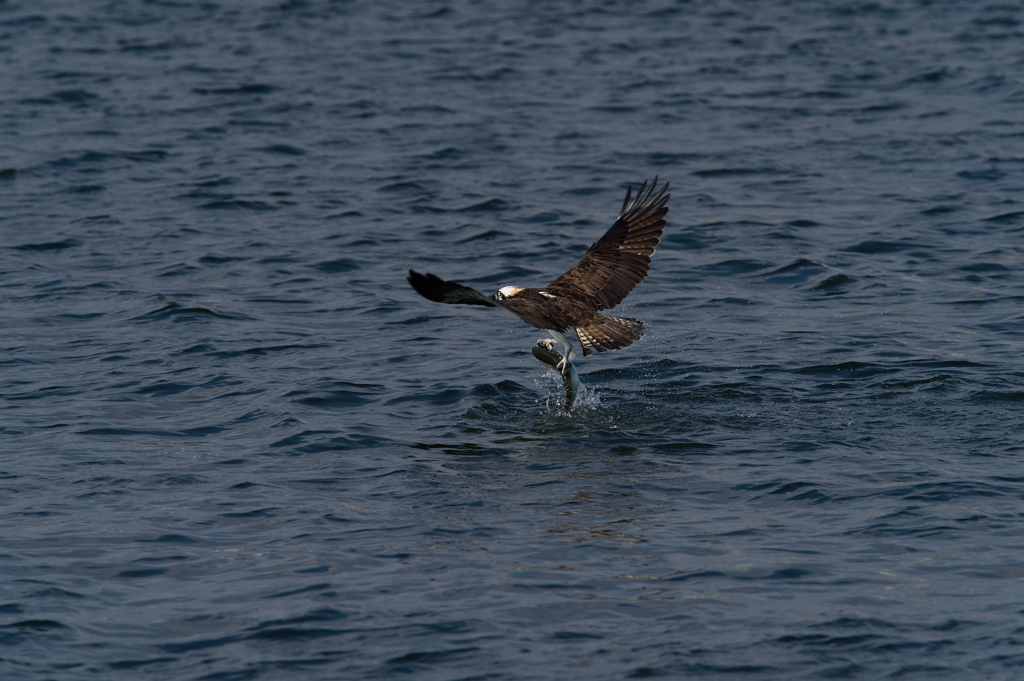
[408,177,669,374]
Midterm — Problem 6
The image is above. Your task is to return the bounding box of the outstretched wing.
[544,177,669,311]
[407,269,499,307]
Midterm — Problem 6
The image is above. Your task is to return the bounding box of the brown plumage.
[545,178,669,311]
[407,177,669,373]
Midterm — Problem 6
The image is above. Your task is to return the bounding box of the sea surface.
[2,1,1024,679]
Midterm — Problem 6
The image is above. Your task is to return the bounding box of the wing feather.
[575,313,645,356]
[407,270,499,307]
[497,291,581,331]
[544,177,669,311]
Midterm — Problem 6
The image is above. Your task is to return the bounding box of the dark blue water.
[3,1,1024,678]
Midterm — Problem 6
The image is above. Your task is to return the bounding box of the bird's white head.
[492,285,524,301]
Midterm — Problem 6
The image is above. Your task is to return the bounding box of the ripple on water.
[1,1,1024,680]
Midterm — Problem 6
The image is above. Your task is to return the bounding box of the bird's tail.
[575,313,645,357]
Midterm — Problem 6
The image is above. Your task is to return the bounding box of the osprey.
[408,177,669,374]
